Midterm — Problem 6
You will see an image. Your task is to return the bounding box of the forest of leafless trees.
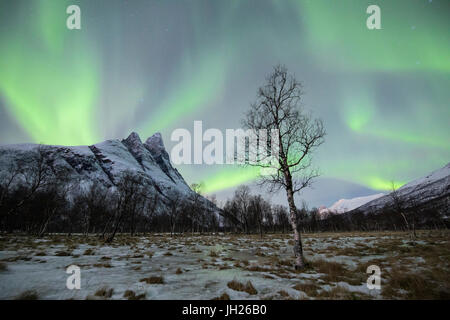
[0,149,447,239]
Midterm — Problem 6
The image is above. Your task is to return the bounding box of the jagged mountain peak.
[145,132,165,156]
[124,131,142,145]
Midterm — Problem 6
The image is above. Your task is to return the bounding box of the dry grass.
[314,285,370,300]
[276,259,293,267]
[218,265,231,270]
[95,287,114,298]
[227,280,257,295]
[310,258,351,283]
[83,248,95,255]
[0,262,7,271]
[93,262,112,268]
[15,290,39,300]
[140,276,164,284]
[1,231,448,300]
[292,282,320,297]
[54,250,72,256]
[383,267,450,299]
[278,290,290,298]
[212,293,230,300]
[246,265,273,272]
[123,290,146,300]
[209,249,219,257]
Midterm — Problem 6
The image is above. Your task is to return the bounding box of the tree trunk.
[286,188,305,269]
[106,211,125,243]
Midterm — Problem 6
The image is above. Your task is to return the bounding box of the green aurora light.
[0,0,449,198]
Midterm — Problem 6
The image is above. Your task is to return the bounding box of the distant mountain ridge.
[0,132,217,215]
[318,163,449,219]
[348,163,450,216]
[319,193,385,215]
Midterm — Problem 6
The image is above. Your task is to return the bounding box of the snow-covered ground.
[0,231,448,300]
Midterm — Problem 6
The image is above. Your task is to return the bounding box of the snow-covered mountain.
[320,193,385,215]
[349,163,450,215]
[0,132,216,214]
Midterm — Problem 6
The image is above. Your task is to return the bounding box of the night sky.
[0,0,449,207]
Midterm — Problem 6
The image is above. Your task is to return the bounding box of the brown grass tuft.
[310,259,350,282]
[140,276,164,284]
[123,290,146,300]
[54,250,72,256]
[227,280,257,295]
[209,249,219,257]
[212,293,231,300]
[293,282,319,297]
[15,290,39,300]
[95,287,114,298]
[83,248,95,255]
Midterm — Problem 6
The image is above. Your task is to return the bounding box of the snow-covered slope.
[350,163,450,214]
[0,132,214,213]
[325,193,385,214]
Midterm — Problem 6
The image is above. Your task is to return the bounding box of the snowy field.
[0,231,449,300]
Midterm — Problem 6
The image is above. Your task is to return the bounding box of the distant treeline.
[0,148,448,237]
[221,185,449,234]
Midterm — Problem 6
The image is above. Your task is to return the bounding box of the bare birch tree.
[242,65,325,269]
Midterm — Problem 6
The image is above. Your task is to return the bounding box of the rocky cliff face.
[0,132,215,213]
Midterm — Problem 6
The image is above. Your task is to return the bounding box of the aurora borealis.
[0,0,449,207]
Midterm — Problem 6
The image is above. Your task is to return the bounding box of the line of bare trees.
[222,185,290,236]
[0,147,219,240]
[221,185,448,236]
[1,147,447,240]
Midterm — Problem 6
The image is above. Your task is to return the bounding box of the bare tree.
[223,199,240,233]
[142,190,159,235]
[242,65,326,269]
[249,195,266,238]
[3,145,53,218]
[262,200,274,233]
[206,194,219,233]
[273,205,289,233]
[189,182,204,234]
[167,190,183,237]
[234,185,251,234]
[0,163,22,229]
[389,182,416,240]
[35,173,72,237]
[104,171,147,242]
[0,163,21,208]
